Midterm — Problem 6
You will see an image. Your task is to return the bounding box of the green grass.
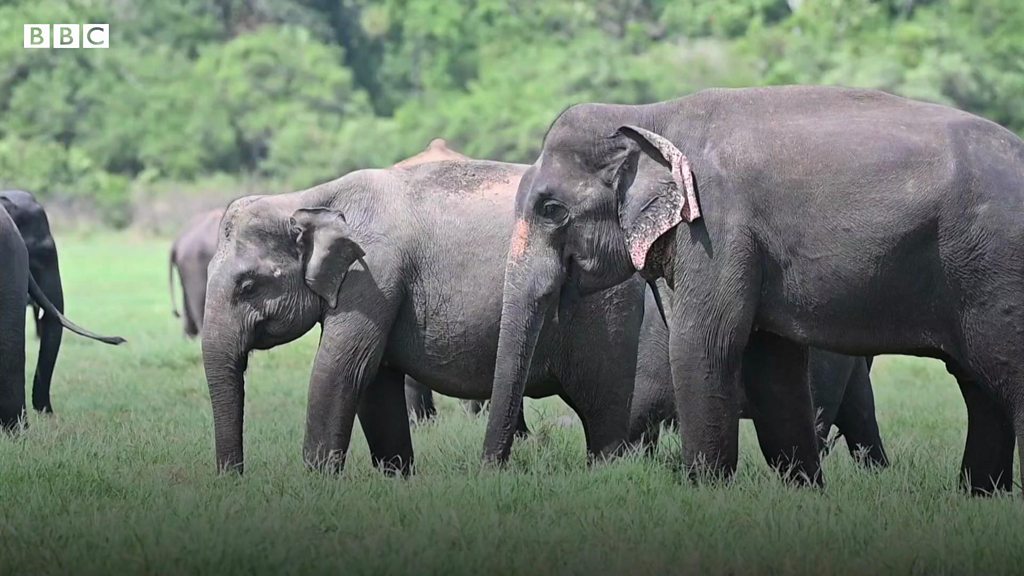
[2,232,1023,575]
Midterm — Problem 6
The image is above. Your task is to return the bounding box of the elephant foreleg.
[360,367,415,476]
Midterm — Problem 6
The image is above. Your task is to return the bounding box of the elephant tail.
[169,246,181,318]
[28,273,126,345]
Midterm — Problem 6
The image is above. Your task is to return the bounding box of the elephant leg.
[957,376,1014,494]
[514,404,529,438]
[303,274,396,474]
[467,399,526,436]
[559,377,631,463]
[304,332,388,473]
[31,261,63,413]
[627,377,672,457]
[833,359,889,468]
[185,271,208,335]
[741,332,822,486]
[360,367,415,476]
[403,377,436,422]
[0,281,26,431]
[180,287,199,338]
[32,304,42,340]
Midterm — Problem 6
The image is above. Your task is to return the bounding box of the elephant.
[0,190,69,413]
[169,208,225,337]
[201,154,645,475]
[0,204,125,430]
[630,282,888,467]
[170,208,453,421]
[168,143,489,426]
[484,85,1024,494]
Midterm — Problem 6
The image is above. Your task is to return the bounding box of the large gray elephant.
[630,283,888,467]
[0,204,125,430]
[485,85,1024,494]
[169,208,224,337]
[201,157,644,474]
[0,190,66,413]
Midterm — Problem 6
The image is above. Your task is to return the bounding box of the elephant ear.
[290,207,366,308]
[614,125,700,272]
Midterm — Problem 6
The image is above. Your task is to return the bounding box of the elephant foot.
[0,413,28,435]
[373,455,414,478]
[303,446,346,475]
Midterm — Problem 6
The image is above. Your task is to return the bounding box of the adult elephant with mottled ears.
[486,85,1024,495]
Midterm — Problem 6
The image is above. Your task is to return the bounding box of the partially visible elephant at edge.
[0,203,126,430]
[0,190,69,413]
[631,283,888,467]
[169,208,225,337]
[484,85,1024,495]
[201,155,646,475]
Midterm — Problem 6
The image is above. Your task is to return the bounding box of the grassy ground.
[2,232,1023,575]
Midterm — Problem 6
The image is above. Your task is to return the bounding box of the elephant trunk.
[483,220,561,463]
[202,308,250,473]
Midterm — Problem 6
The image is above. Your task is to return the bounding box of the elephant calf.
[630,284,889,467]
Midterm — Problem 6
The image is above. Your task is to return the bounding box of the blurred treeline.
[0,0,1021,228]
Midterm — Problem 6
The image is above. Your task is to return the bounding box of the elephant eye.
[539,200,569,224]
[236,272,259,295]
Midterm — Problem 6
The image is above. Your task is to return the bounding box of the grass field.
[2,232,1024,575]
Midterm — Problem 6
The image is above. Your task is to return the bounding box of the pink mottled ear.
[615,125,700,272]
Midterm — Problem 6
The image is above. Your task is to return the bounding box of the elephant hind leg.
[0,290,26,431]
[742,332,822,487]
[359,367,414,476]
[31,263,63,414]
[833,360,888,468]
[404,377,436,422]
[180,289,199,338]
[956,376,1015,495]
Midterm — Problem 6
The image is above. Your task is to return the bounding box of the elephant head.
[202,195,366,473]
[484,105,700,462]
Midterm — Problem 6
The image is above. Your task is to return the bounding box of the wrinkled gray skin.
[202,158,643,474]
[0,190,64,413]
[170,208,224,337]
[631,283,888,467]
[0,205,125,430]
[487,85,1024,494]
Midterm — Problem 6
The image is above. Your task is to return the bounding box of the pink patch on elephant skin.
[509,218,530,261]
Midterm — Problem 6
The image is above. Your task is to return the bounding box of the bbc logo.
[24,24,109,49]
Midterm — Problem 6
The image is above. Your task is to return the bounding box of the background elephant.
[630,283,888,467]
[486,85,1024,494]
[0,204,125,429]
[0,190,66,413]
[201,155,644,474]
[169,208,224,337]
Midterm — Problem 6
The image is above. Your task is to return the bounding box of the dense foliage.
[1,0,1022,226]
